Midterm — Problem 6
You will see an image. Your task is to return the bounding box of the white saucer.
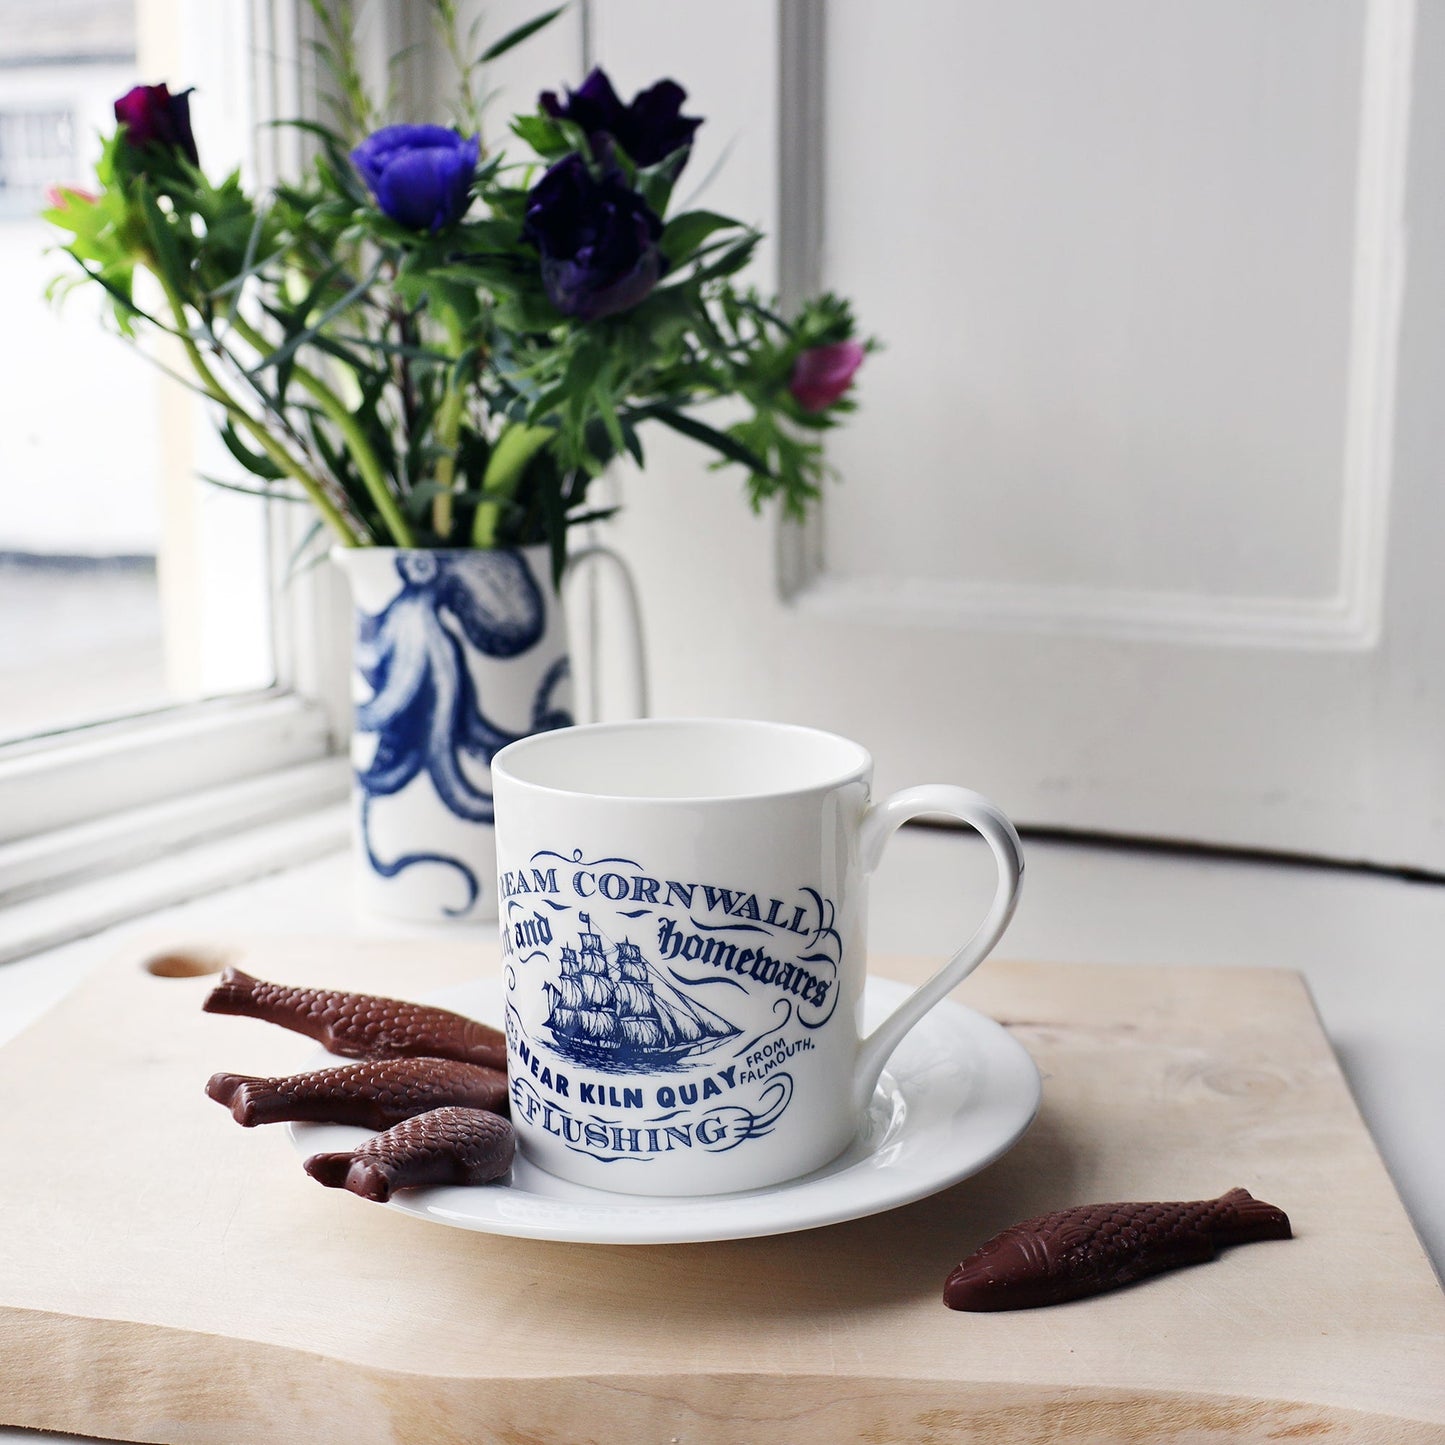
[288,976,1040,1245]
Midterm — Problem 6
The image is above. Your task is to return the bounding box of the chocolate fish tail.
[201,966,506,1069]
[202,967,266,1019]
[206,1071,263,1123]
[302,1153,357,1191]
[944,1188,1292,1312]
[204,1057,509,1129]
[304,1106,515,1203]
[1211,1186,1293,1247]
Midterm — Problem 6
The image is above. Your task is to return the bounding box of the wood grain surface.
[0,937,1441,1444]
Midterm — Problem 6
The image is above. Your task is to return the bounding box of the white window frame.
[0,105,78,218]
[0,1,610,961]
[0,1,371,958]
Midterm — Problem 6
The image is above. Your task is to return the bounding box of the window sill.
[0,760,349,966]
[0,692,336,848]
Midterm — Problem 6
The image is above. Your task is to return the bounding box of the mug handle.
[562,544,650,721]
[852,786,1024,1113]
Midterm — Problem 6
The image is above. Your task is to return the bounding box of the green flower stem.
[228,315,417,548]
[431,317,468,541]
[156,277,361,546]
[432,385,466,541]
[471,422,554,548]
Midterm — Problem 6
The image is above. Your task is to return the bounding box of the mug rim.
[493,716,873,805]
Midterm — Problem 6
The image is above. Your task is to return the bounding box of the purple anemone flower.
[522,153,664,322]
[351,125,479,233]
[541,67,701,168]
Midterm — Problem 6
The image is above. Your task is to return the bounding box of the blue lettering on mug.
[501,848,844,1165]
[509,1073,794,1163]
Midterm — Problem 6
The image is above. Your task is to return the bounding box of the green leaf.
[423,260,526,297]
[635,147,689,216]
[450,216,524,252]
[480,5,567,62]
[541,464,568,587]
[592,375,627,459]
[564,506,620,527]
[659,211,742,267]
[250,254,385,380]
[737,295,793,335]
[297,330,394,387]
[220,420,286,480]
[626,286,699,351]
[61,255,152,331]
[323,331,454,365]
[199,473,308,501]
[404,481,495,520]
[563,340,605,397]
[208,206,277,302]
[646,406,772,476]
[526,379,574,422]
[132,181,189,297]
[484,421,555,493]
[494,286,563,333]
[618,417,644,467]
[284,516,329,583]
[265,116,348,148]
[509,114,570,159]
[690,234,760,284]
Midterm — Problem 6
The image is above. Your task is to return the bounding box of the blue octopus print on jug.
[353,551,573,915]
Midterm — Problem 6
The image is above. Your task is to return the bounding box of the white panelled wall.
[572,0,1445,873]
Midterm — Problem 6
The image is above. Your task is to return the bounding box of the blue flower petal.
[352,126,478,231]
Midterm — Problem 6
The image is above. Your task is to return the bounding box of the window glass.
[0,0,272,744]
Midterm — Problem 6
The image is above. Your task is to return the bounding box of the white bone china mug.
[491,718,1023,1196]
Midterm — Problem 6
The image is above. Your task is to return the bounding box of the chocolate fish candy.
[944,1187,1292,1312]
[202,967,505,1069]
[304,1106,515,1202]
[206,1056,509,1129]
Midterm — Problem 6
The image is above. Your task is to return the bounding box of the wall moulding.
[777,0,1413,652]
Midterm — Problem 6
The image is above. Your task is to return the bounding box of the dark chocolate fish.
[304,1106,515,1201]
[944,1187,1291,1311]
[206,1056,508,1129]
[202,967,505,1069]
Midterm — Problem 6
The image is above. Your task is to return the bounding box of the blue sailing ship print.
[352,551,572,914]
[543,912,741,1071]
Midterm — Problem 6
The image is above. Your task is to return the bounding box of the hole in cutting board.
[144,947,233,978]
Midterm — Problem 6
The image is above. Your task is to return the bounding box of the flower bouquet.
[43,4,870,921]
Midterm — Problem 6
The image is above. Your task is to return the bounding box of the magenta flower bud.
[788,341,865,412]
[44,185,98,211]
[114,83,199,166]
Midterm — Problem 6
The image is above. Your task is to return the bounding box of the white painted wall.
[823,2,1358,605]
[579,0,1445,872]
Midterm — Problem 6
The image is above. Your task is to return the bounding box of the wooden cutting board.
[0,938,1441,1444]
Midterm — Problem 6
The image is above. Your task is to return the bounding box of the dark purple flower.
[350,125,479,233]
[114,84,199,167]
[522,153,664,321]
[540,67,701,167]
[788,341,866,412]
